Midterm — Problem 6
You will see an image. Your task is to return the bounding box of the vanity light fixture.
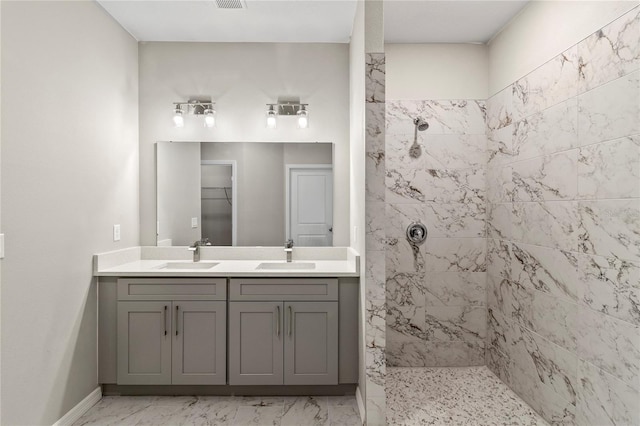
[265,101,309,129]
[172,100,216,128]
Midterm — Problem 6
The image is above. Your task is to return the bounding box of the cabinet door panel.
[117,301,171,385]
[229,301,283,385]
[172,301,226,385]
[284,301,338,385]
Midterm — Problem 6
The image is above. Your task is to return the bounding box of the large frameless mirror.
[156,141,334,247]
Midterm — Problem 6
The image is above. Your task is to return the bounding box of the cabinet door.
[117,301,171,385]
[284,301,338,385]
[229,301,283,385]
[172,301,226,385]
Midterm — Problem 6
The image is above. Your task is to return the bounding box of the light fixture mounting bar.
[173,101,215,108]
[174,100,215,115]
[266,102,309,116]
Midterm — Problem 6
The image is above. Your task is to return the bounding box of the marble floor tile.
[73,397,157,426]
[327,405,361,426]
[192,397,241,425]
[74,394,361,426]
[232,405,284,426]
[135,405,203,426]
[387,366,548,425]
[281,396,329,426]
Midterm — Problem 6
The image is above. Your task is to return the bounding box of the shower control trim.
[406,222,428,246]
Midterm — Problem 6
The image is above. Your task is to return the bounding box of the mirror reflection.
[156,142,334,247]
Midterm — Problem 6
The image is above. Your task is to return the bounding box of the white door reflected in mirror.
[287,166,333,247]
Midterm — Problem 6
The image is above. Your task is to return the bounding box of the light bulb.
[266,106,277,129]
[173,107,184,128]
[204,108,216,128]
[297,106,309,129]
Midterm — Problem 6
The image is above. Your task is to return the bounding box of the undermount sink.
[256,262,316,270]
[155,262,219,270]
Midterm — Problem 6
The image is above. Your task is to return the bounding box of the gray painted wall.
[0,1,139,424]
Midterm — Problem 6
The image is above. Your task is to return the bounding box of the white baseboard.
[355,385,365,425]
[53,387,102,426]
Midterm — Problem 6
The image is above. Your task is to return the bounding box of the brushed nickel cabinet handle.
[164,305,167,336]
[288,306,293,337]
[175,305,179,336]
[276,305,280,337]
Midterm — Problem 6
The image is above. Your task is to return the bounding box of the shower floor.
[387,367,548,425]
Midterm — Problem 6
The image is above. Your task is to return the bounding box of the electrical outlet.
[191,217,198,228]
[113,224,121,242]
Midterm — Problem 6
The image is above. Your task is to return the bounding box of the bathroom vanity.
[94,246,359,395]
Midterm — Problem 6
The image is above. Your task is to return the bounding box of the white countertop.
[94,246,360,277]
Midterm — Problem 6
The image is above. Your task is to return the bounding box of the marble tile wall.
[486,6,640,426]
[365,52,386,426]
[385,97,488,367]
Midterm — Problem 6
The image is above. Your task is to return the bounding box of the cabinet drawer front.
[229,278,338,301]
[117,278,226,301]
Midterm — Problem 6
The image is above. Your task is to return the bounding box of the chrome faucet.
[285,239,294,263]
[188,238,210,262]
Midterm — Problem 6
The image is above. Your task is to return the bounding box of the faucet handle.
[285,239,294,248]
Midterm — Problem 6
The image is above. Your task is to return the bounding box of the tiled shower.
[367,6,639,425]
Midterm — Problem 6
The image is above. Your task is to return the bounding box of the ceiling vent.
[214,0,246,9]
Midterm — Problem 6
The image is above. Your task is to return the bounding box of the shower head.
[416,118,429,131]
[413,117,429,131]
[409,117,428,159]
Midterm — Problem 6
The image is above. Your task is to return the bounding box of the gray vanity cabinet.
[228,278,339,386]
[116,278,226,386]
[100,276,357,388]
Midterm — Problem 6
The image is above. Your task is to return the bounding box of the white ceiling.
[96,0,359,43]
[97,0,529,44]
[385,1,530,44]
